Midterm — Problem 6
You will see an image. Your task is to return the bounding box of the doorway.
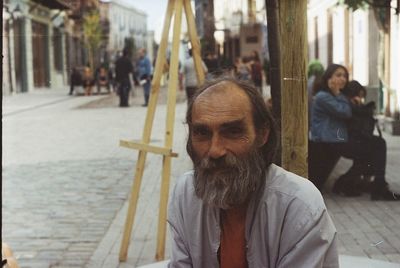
[31,20,49,88]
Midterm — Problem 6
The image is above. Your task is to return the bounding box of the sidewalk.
[2,87,106,116]
[2,86,400,268]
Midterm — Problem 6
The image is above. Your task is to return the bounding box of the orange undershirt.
[220,204,248,268]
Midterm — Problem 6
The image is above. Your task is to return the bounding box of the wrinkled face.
[191,83,258,160]
[189,82,268,209]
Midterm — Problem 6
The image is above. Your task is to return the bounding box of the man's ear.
[257,127,270,147]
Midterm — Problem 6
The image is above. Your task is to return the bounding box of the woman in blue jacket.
[310,64,399,200]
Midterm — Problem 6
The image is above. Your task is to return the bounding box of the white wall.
[317,12,329,67]
[352,9,368,85]
[332,7,345,65]
[390,7,400,113]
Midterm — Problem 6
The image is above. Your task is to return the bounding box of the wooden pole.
[279,0,308,177]
[183,0,205,84]
[155,0,184,260]
[118,0,175,261]
[265,0,282,165]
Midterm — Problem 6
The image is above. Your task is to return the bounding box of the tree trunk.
[279,0,308,177]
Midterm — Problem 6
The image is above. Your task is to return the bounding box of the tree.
[265,0,308,176]
[83,10,102,69]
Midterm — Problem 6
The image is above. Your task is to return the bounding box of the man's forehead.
[191,82,253,125]
[194,82,249,105]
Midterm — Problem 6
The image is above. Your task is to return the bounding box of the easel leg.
[118,0,177,262]
[155,0,184,261]
[119,151,148,261]
[183,0,205,84]
[155,156,172,260]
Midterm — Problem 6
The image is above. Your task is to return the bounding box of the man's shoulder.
[264,165,325,210]
[170,171,203,213]
[173,171,195,194]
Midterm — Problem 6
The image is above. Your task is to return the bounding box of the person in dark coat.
[333,80,399,200]
[115,48,134,107]
[69,67,82,95]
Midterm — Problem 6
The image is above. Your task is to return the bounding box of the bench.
[308,140,341,191]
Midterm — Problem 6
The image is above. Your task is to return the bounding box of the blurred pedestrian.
[82,66,95,96]
[234,57,251,81]
[95,65,111,94]
[137,48,152,107]
[204,51,220,78]
[69,67,82,95]
[336,80,399,201]
[250,50,263,93]
[115,48,134,107]
[183,49,208,103]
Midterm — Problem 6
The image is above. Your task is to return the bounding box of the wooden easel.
[118,0,205,262]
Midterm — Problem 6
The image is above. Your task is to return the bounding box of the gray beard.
[193,147,265,209]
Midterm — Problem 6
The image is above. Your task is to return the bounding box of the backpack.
[348,101,381,140]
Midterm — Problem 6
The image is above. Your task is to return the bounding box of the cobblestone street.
[3,158,134,267]
[2,88,189,267]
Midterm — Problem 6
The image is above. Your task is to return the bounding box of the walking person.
[183,49,208,103]
[168,77,339,267]
[249,50,263,93]
[234,57,251,81]
[115,48,134,107]
[69,67,82,95]
[204,51,220,78]
[137,48,152,107]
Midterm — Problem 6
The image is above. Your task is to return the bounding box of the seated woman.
[309,64,353,193]
[82,66,95,96]
[310,64,399,200]
[96,66,111,94]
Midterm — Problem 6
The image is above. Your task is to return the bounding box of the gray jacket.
[167,164,339,268]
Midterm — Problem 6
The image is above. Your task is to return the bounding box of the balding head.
[186,77,278,208]
[186,77,278,168]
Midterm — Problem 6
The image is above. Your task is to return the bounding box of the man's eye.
[224,127,244,137]
[192,128,210,137]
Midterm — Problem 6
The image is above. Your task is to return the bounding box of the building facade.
[2,0,99,94]
[99,0,147,65]
[214,0,266,64]
[3,0,71,94]
[307,0,400,116]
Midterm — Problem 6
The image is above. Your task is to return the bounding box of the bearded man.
[167,77,339,268]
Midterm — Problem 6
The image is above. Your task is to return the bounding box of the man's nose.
[208,135,227,159]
